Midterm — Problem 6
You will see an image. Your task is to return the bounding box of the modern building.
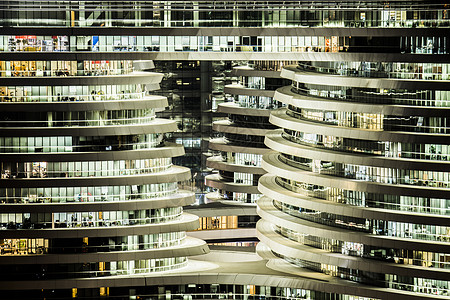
[0,1,449,299]
[0,12,209,298]
[154,60,213,198]
[256,4,450,300]
[205,62,281,205]
[202,61,292,247]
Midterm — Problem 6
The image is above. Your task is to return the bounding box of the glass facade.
[258,2,450,298]
[0,1,447,28]
[1,1,449,299]
[0,2,209,290]
[206,62,287,204]
[2,283,380,300]
[0,54,207,276]
[154,60,212,198]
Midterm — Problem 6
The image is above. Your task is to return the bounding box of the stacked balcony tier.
[0,58,208,284]
[258,60,450,298]
[206,65,290,204]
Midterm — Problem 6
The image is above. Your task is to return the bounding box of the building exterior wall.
[0,1,449,299]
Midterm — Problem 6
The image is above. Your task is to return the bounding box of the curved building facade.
[257,9,450,300]
[0,40,208,294]
[1,1,450,299]
[206,63,291,204]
